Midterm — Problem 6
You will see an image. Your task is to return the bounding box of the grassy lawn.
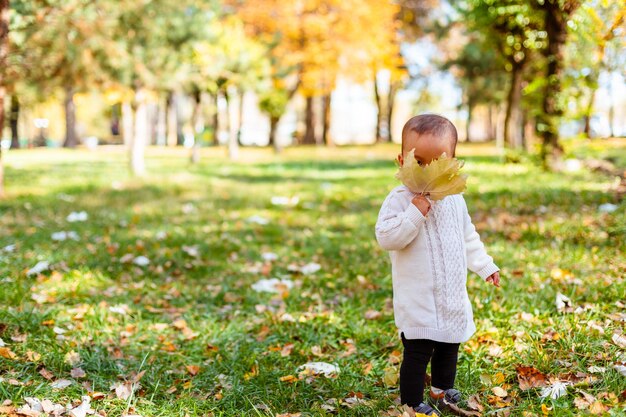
[0,140,625,417]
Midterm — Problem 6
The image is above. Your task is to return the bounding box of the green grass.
[0,141,625,417]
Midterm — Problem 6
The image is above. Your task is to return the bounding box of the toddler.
[375,114,501,416]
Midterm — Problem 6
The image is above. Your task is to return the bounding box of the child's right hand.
[411,194,431,216]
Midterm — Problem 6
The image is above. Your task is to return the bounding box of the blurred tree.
[108,0,216,174]
[192,16,268,160]
[455,0,545,149]
[11,0,120,148]
[258,88,289,153]
[0,0,7,197]
[9,95,18,148]
[568,0,624,137]
[532,0,581,165]
[443,37,507,142]
[234,0,402,146]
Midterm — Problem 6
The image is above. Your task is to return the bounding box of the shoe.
[413,401,441,416]
[429,388,462,412]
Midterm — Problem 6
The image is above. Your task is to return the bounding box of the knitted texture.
[425,197,468,334]
[375,185,499,343]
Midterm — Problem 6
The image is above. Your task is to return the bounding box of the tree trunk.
[487,104,495,141]
[0,0,8,197]
[387,82,398,143]
[129,90,147,176]
[10,94,19,148]
[63,85,78,148]
[225,89,238,160]
[302,96,316,145]
[211,93,219,145]
[374,70,384,142]
[268,116,280,154]
[165,91,178,146]
[190,89,202,164]
[504,63,524,149]
[582,85,597,138]
[122,101,133,147]
[237,90,245,146]
[465,99,473,142]
[156,95,166,145]
[537,1,580,166]
[322,93,332,146]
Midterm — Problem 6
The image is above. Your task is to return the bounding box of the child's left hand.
[486,271,500,287]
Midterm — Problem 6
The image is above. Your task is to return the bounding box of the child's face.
[397,131,455,167]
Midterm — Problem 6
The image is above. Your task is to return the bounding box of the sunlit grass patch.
[1,141,625,416]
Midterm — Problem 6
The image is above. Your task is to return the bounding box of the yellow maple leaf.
[395,149,467,200]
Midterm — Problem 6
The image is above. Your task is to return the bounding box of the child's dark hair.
[401,114,458,156]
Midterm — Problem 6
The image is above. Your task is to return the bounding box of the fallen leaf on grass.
[300,262,321,275]
[446,401,482,417]
[261,252,278,262]
[556,293,572,311]
[185,365,200,376]
[26,261,49,276]
[247,215,269,225]
[251,278,294,294]
[0,347,16,359]
[364,309,382,320]
[467,394,484,412]
[611,333,626,348]
[271,195,300,207]
[516,365,548,390]
[70,368,86,378]
[297,362,340,377]
[39,368,54,380]
[68,396,93,417]
[52,231,79,241]
[492,387,508,397]
[50,379,73,389]
[111,381,136,400]
[540,381,569,399]
[67,211,88,222]
[383,366,398,386]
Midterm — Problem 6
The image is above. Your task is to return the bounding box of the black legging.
[400,333,460,407]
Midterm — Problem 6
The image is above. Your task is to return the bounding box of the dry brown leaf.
[446,402,482,417]
[280,343,295,357]
[516,365,549,390]
[388,350,402,365]
[467,394,484,412]
[364,310,382,320]
[492,386,508,397]
[588,401,607,415]
[0,347,16,359]
[395,150,467,200]
[39,368,55,380]
[185,365,200,376]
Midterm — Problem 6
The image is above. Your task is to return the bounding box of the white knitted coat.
[375,185,499,343]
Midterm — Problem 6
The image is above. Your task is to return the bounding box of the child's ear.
[397,153,403,166]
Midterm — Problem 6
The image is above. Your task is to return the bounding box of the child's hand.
[486,271,501,287]
[411,194,431,216]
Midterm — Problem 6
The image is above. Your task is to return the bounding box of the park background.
[0,1,625,417]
